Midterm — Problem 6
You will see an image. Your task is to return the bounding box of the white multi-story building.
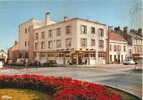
[109,31,128,64]
[18,13,108,65]
[130,33,143,58]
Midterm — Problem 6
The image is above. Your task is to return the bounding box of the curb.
[105,85,141,100]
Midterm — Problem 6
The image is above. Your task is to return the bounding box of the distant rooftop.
[109,32,127,42]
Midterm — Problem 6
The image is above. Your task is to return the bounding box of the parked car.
[47,60,57,66]
[123,59,137,65]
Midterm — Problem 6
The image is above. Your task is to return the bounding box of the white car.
[0,61,3,68]
[123,60,137,65]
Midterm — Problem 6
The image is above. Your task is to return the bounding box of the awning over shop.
[133,53,143,57]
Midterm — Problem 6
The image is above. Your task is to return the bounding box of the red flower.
[0,74,121,100]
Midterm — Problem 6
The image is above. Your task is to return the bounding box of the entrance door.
[118,55,120,63]
[114,55,116,62]
[110,55,112,63]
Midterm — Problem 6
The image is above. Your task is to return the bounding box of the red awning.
[133,53,143,57]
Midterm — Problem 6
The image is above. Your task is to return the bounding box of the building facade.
[0,50,7,63]
[131,34,143,59]
[121,28,143,59]
[111,27,143,60]
[8,41,19,61]
[18,13,108,65]
[109,32,128,64]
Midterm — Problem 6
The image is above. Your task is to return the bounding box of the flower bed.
[0,74,121,100]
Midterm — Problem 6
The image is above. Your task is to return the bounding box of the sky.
[0,0,142,52]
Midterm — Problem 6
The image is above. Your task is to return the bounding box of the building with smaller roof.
[108,31,128,64]
[8,41,20,61]
[0,50,7,63]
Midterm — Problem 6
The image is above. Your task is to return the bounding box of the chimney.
[114,26,120,32]
[64,16,69,21]
[123,27,128,33]
[45,12,51,25]
[108,26,113,32]
[138,28,142,36]
[15,41,18,45]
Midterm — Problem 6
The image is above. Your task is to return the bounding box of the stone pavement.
[0,64,142,98]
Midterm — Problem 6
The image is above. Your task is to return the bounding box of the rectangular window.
[98,29,104,37]
[114,55,117,61]
[25,28,28,33]
[65,38,72,48]
[110,55,112,62]
[48,30,52,37]
[91,39,95,46]
[99,40,104,48]
[48,41,53,49]
[110,45,112,51]
[41,31,45,39]
[117,45,121,51]
[34,42,38,50]
[124,46,126,51]
[41,41,45,49]
[91,27,95,34]
[121,55,123,62]
[81,25,87,34]
[59,53,64,57]
[117,45,119,51]
[56,40,62,48]
[25,41,27,47]
[66,25,72,34]
[118,45,120,51]
[114,45,116,51]
[134,47,136,52]
[81,38,87,47]
[121,46,123,51]
[40,52,46,57]
[35,33,39,40]
[90,53,96,58]
[56,28,61,36]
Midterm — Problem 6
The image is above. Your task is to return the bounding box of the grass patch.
[107,87,141,100]
[0,88,52,100]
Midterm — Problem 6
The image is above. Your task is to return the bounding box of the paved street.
[0,64,142,98]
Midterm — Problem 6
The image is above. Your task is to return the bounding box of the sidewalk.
[54,63,142,71]
[54,64,123,67]
[54,63,135,68]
